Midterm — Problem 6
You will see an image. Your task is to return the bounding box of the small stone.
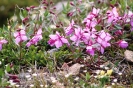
[100,65,104,68]
[105,66,109,70]
[113,79,117,82]
[112,83,115,85]
[124,50,133,62]
[68,63,81,75]
[15,85,20,87]
[74,77,79,81]
[118,72,122,76]
[95,70,100,74]
[32,73,37,77]
[25,74,31,78]
[30,84,34,88]
[83,70,87,73]
[40,84,44,87]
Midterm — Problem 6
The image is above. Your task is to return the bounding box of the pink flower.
[0,39,8,50]
[65,20,75,35]
[48,32,69,48]
[114,30,123,35]
[85,19,97,28]
[82,28,97,44]
[97,30,112,54]
[83,14,97,28]
[14,30,27,45]
[86,45,95,56]
[26,28,43,47]
[117,40,128,48]
[91,8,100,17]
[83,8,99,28]
[106,7,120,23]
[70,27,83,46]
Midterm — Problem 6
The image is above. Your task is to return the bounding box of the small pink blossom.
[97,30,112,54]
[70,27,83,46]
[65,20,75,35]
[86,45,95,56]
[114,30,123,35]
[48,32,69,48]
[14,30,27,45]
[0,39,8,50]
[85,19,97,28]
[83,8,98,28]
[106,7,120,23]
[117,40,128,48]
[91,8,100,17]
[26,28,43,47]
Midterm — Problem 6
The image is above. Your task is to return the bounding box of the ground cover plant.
[0,0,133,88]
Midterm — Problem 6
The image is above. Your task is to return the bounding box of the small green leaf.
[44,10,49,17]
[0,69,4,76]
[95,25,102,31]
[11,21,18,30]
[85,72,90,80]
[6,64,11,72]
[114,24,123,30]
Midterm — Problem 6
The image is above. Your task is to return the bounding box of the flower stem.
[19,41,22,60]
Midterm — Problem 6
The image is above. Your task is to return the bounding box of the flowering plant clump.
[48,6,132,56]
[0,0,133,87]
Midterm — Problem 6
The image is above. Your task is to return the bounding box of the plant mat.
[8,51,133,88]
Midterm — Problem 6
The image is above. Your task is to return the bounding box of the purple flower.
[106,7,120,23]
[91,8,100,17]
[0,39,8,50]
[83,8,100,28]
[70,27,83,46]
[65,20,75,35]
[97,30,111,54]
[86,45,95,56]
[117,40,128,48]
[114,30,123,35]
[14,30,28,45]
[48,32,69,48]
[26,28,43,47]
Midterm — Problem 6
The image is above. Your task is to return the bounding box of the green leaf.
[120,0,127,11]
[95,25,102,31]
[11,21,18,30]
[44,10,49,17]
[6,64,11,72]
[85,72,90,80]
[110,0,117,5]
[3,25,8,31]
[20,10,24,20]
[0,69,4,76]
[114,24,123,30]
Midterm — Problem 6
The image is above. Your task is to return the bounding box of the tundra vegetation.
[0,0,133,88]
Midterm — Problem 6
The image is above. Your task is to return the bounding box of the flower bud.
[117,40,128,48]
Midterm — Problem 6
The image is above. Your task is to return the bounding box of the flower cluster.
[48,32,69,48]
[0,5,132,55]
[26,28,43,47]
[48,7,133,55]
[13,27,43,47]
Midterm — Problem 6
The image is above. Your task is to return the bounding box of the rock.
[124,50,133,62]
[68,63,82,75]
